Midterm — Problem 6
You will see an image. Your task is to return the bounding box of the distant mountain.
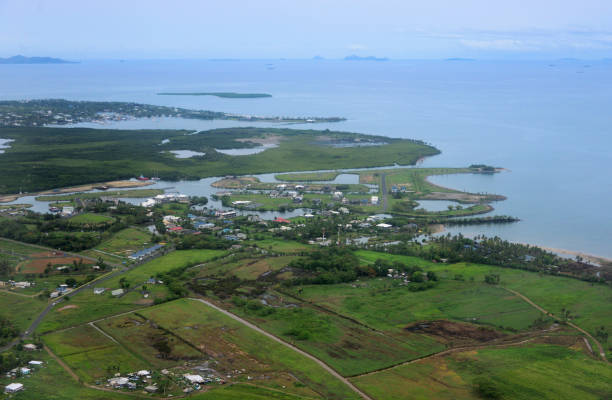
[344,54,388,61]
[445,57,476,62]
[0,55,77,64]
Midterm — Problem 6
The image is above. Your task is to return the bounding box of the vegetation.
[276,171,340,181]
[0,126,437,194]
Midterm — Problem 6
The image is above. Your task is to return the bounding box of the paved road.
[504,287,608,362]
[189,298,373,400]
[380,173,388,212]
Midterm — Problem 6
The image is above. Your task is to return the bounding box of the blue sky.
[1,0,611,59]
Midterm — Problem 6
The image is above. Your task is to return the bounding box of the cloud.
[459,39,536,51]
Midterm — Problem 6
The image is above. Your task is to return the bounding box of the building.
[28,361,43,366]
[23,344,37,351]
[371,196,379,205]
[61,206,74,216]
[111,288,124,297]
[93,288,106,295]
[5,383,23,393]
[183,374,205,384]
[20,367,30,375]
[376,223,392,228]
[128,244,164,260]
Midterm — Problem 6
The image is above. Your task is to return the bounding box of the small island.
[344,54,389,61]
[0,55,77,64]
[158,92,272,98]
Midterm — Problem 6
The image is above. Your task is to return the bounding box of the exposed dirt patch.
[22,256,92,274]
[212,176,260,188]
[235,135,282,145]
[58,304,78,312]
[405,320,504,343]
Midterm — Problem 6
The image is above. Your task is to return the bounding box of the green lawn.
[254,239,313,254]
[351,344,612,400]
[0,291,48,332]
[36,189,163,202]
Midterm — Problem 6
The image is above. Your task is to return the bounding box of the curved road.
[189,298,373,400]
[503,288,608,362]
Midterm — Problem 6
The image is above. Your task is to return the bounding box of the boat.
[136,175,150,181]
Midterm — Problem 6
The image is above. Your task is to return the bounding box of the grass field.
[137,299,361,399]
[92,227,151,258]
[0,238,48,256]
[275,172,340,181]
[21,255,93,274]
[351,343,612,400]
[0,291,47,331]
[35,189,164,202]
[355,250,612,354]
[44,324,149,382]
[68,213,115,224]
[231,296,443,376]
[0,351,136,400]
[253,239,313,254]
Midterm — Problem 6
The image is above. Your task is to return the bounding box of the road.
[0,246,174,352]
[189,298,373,400]
[380,172,388,212]
[504,287,608,362]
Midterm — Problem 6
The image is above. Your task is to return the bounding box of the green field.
[68,213,115,225]
[0,291,48,332]
[275,172,340,181]
[351,343,612,400]
[36,189,163,202]
[354,251,612,354]
[92,227,152,258]
[0,126,438,194]
[44,324,149,382]
[0,237,48,256]
[137,299,361,399]
[0,351,136,400]
[254,239,313,254]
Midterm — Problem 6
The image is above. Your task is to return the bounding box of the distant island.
[445,57,476,62]
[344,54,389,61]
[0,55,77,64]
[157,92,272,99]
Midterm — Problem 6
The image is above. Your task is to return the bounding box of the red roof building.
[274,217,290,224]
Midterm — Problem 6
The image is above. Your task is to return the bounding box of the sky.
[1,0,612,60]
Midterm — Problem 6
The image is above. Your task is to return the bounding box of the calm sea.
[1,59,611,257]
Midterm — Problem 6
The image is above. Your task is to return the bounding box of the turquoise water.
[1,59,611,257]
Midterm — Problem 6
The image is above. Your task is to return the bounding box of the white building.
[371,196,379,205]
[23,344,37,351]
[5,383,23,393]
[93,288,106,295]
[28,361,43,366]
[111,288,124,297]
[183,374,205,384]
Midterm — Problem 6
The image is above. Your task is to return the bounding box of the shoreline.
[531,245,612,266]
[0,180,154,203]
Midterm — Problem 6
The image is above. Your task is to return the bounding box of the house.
[23,344,37,351]
[145,385,158,393]
[58,284,69,292]
[28,361,43,366]
[61,206,74,216]
[339,207,350,214]
[93,288,106,295]
[111,288,124,297]
[20,367,30,375]
[183,374,205,384]
[303,213,314,218]
[371,196,379,205]
[13,281,31,288]
[4,383,23,393]
[231,200,252,206]
[376,223,392,228]
[109,377,129,387]
[216,210,236,219]
[49,291,60,298]
[136,370,150,377]
[274,217,290,224]
[332,191,343,200]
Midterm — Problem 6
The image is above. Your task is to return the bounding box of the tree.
[65,278,77,287]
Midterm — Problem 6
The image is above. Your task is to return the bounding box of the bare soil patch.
[235,134,282,145]
[22,256,92,274]
[58,304,79,312]
[405,320,504,343]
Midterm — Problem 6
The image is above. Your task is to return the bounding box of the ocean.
[1,58,611,257]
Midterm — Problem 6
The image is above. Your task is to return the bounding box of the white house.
[371,196,379,205]
[111,288,124,297]
[23,344,37,351]
[5,383,23,393]
[28,361,43,366]
[93,288,106,295]
[20,367,30,375]
[183,374,205,384]
[376,223,392,228]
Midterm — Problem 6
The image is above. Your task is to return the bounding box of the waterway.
[1,59,611,257]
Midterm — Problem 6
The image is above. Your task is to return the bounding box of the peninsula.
[158,92,272,98]
[0,55,77,64]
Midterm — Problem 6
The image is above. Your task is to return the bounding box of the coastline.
[0,180,154,203]
[532,245,612,266]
